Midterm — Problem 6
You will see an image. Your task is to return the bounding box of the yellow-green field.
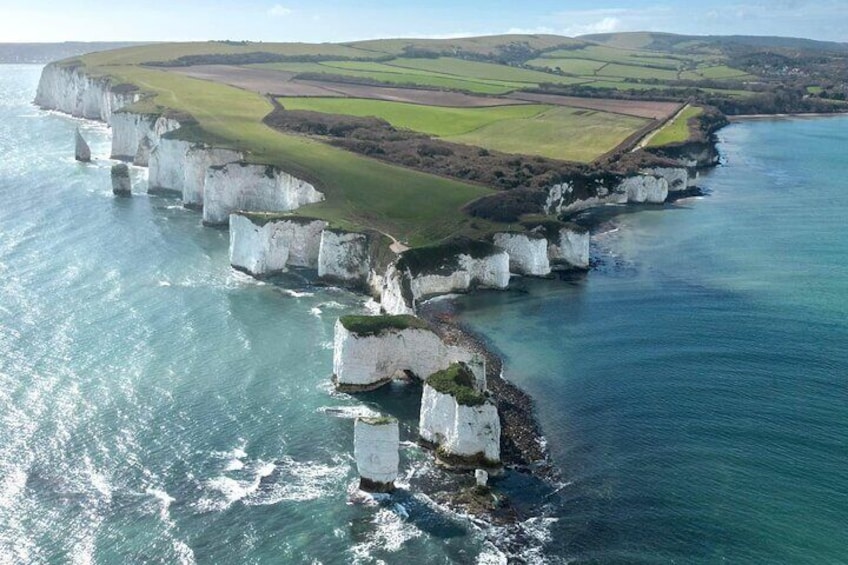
[278,96,649,162]
[647,105,704,147]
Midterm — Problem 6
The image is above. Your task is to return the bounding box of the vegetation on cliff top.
[427,363,487,407]
[339,314,429,336]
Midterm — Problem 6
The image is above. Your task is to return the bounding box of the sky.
[1,0,846,44]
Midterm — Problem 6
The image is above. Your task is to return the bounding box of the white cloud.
[268,5,292,18]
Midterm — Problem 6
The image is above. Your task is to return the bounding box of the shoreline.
[419,298,555,480]
[728,111,848,121]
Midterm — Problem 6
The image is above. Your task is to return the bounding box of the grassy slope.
[647,105,704,147]
[277,97,549,136]
[97,64,494,245]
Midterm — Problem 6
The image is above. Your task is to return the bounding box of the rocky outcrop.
[354,417,399,493]
[74,128,90,162]
[641,166,691,193]
[229,213,327,276]
[381,240,510,314]
[317,229,372,287]
[619,174,668,204]
[203,162,323,225]
[111,163,131,196]
[35,63,138,123]
[419,363,500,466]
[147,137,242,207]
[493,232,550,276]
[547,223,589,270]
[544,172,671,215]
[332,315,473,391]
[110,111,180,165]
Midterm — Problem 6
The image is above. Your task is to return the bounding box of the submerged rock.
[111,163,131,196]
[354,416,399,493]
[74,128,91,162]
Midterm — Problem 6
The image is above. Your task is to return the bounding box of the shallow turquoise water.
[2,64,847,564]
[455,116,848,562]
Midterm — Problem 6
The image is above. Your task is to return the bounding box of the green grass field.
[277,96,648,162]
[253,62,524,94]
[447,107,648,162]
[646,105,704,147]
[277,97,548,136]
[95,64,496,245]
[387,57,586,85]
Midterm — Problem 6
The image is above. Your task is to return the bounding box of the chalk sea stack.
[74,128,91,162]
[111,163,131,196]
[354,416,399,493]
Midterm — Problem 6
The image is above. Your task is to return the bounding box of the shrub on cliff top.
[339,314,429,336]
[427,363,486,407]
[397,237,500,276]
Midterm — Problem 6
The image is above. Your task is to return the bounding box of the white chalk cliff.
[229,213,327,276]
[35,63,139,123]
[548,225,590,270]
[354,417,399,492]
[110,111,181,165]
[381,246,510,314]
[203,163,324,225]
[493,232,551,276]
[419,369,500,465]
[317,230,372,287]
[544,172,670,215]
[332,319,472,391]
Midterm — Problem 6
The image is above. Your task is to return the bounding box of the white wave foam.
[245,455,349,506]
[318,405,381,420]
[280,289,314,298]
[310,307,322,317]
[349,507,423,560]
[196,459,276,513]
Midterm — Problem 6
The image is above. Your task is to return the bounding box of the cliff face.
[354,418,399,493]
[203,163,324,225]
[229,214,327,276]
[110,111,181,165]
[548,225,590,270]
[332,320,472,391]
[419,383,500,465]
[317,230,372,287]
[544,172,670,215]
[493,232,551,276]
[35,63,138,122]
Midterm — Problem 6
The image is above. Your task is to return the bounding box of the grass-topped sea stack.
[419,362,501,468]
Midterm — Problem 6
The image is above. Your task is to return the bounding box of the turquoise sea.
[0,64,846,563]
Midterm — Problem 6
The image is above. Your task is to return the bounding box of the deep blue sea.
[1,64,846,564]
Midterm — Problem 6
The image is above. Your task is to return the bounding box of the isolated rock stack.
[354,416,399,493]
[74,128,91,162]
[111,163,132,196]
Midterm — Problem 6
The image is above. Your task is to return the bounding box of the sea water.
[455,116,848,562]
[1,64,846,564]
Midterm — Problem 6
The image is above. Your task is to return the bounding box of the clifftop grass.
[397,238,501,276]
[339,314,429,336]
[427,363,486,407]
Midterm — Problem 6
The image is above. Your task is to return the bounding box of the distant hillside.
[0,42,150,64]
[580,32,848,55]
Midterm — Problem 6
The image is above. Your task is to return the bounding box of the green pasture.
[447,107,649,162]
[277,97,547,136]
[99,65,494,245]
[647,105,704,147]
